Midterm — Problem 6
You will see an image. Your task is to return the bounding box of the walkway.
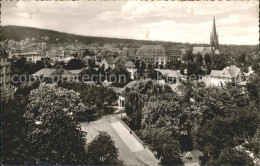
[81,115,158,166]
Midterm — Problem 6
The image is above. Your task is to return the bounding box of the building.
[155,69,184,83]
[136,45,182,67]
[209,65,245,86]
[192,47,212,56]
[100,56,125,70]
[1,47,16,103]
[14,51,43,63]
[165,46,182,62]
[124,61,135,69]
[193,17,220,56]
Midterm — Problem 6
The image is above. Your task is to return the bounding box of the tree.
[182,50,194,62]
[87,131,119,164]
[211,54,227,70]
[154,134,183,165]
[2,97,30,164]
[66,59,85,70]
[236,53,246,65]
[109,67,132,87]
[24,84,87,164]
[195,53,203,66]
[216,148,254,166]
[180,63,185,75]
[195,103,260,165]
[53,61,65,69]
[166,60,181,70]
[11,57,37,86]
[247,74,260,108]
[35,60,45,71]
[204,53,211,66]
[2,81,40,164]
[187,61,204,79]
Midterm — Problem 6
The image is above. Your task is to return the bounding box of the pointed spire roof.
[212,17,217,36]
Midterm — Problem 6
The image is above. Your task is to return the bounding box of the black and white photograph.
[1,0,260,165]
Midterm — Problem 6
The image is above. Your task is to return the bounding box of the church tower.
[210,17,219,53]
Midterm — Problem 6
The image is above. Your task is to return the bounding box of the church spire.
[212,17,217,36]
[210,17,219,53]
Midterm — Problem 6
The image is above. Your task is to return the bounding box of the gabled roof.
[124,61,135,67]
[210,65,241,78]
[155,69,184,78]
[104,56,123,65]
[137,45,165,53]
[68,69,84,75]
[228,65,241,78]
[193,47,212,55]
[32,68,72,78]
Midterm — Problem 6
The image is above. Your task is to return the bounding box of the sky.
[2,1,259,45]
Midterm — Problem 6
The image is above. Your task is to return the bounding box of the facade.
[14,51,43,63]
[209,65,245,86]
[135,45,182,67]
[165,46,182,62]
[1,48,16,103]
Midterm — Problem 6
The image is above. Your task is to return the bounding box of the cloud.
[1,1,259,45]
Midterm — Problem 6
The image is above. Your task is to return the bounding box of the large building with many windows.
[1,47,16,103]
[135,45,182,67]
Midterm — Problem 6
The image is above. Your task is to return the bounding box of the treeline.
[2,25,179,45]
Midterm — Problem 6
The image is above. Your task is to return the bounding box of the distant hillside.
[1,25,258,54]
[1,25,181,46]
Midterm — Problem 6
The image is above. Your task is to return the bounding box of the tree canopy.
[24,83,87,164]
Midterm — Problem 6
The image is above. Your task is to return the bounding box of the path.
[81,115,158,166]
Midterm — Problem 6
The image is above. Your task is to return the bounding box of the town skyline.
[2,1,259,45]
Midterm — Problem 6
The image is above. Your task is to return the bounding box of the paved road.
[81,115,158,166]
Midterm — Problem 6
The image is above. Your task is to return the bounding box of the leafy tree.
[154,134,183,165]
[180,63,185,75]
[215,148,254,166]
[87,59,95,70]
[187,61,204,79]
[211,54,227,70]
[87,131,119,164]
[11,57,37,85]
[236,53,246,65]
[2,81,40,164]
[2,97,30,164]
[125,80,173,130]
[53,61,66,69]
[58,82,117,117]
[109,67,132,87]
[195,53,203,66]
[195,104,260,165]
[204,53,211,66]
[166,60,181,70]
[24,84,87,164]
[35,60,45,71]
[182,50,194,62]
[66,58,85,70]
[135,59,140,69]
[247,74,260,108]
